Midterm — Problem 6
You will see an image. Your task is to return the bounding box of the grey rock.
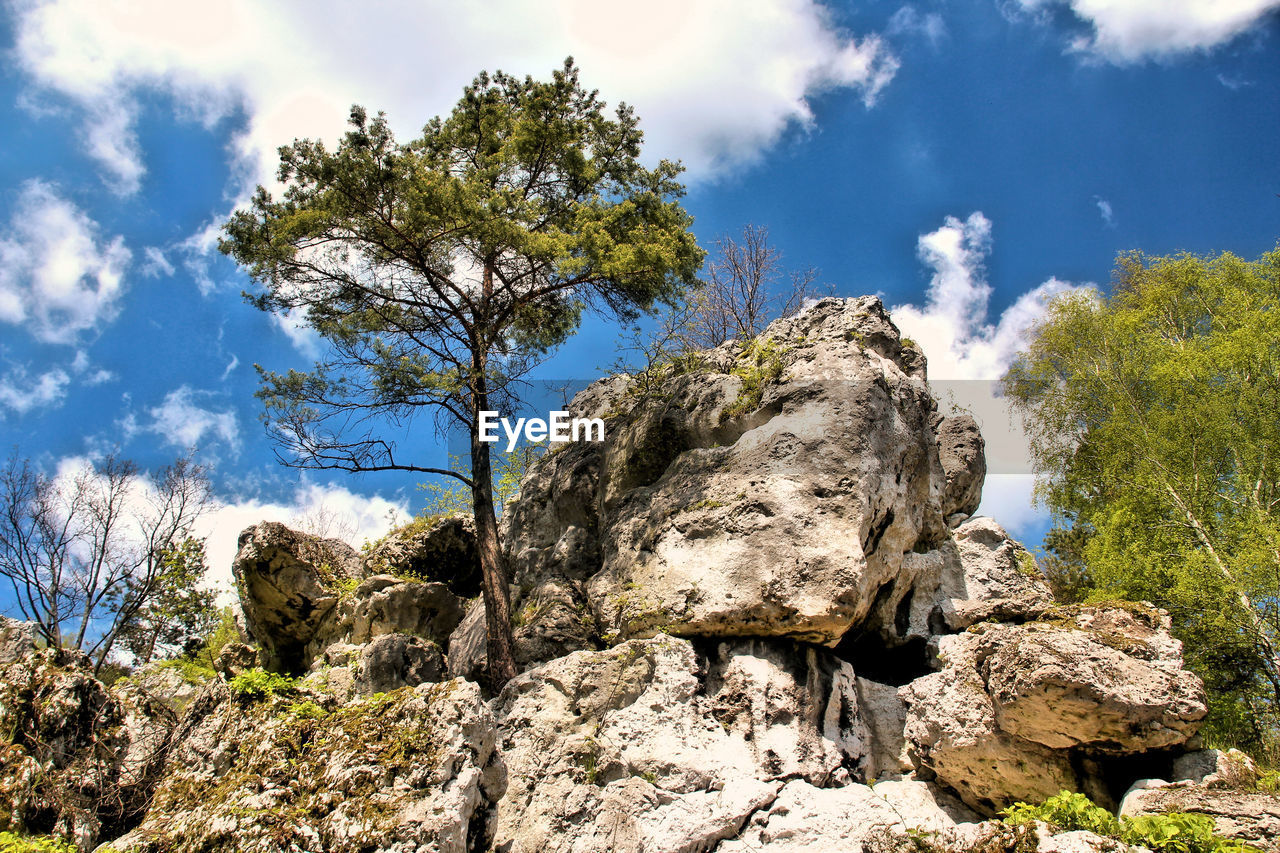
[935,414,986,518]
[354,632,445,694]
[212,641,259,679]
[231,521,362,673]
[505,297,958,661]
[447,598,487,682]
[0,617,36,664]
[488,637,864,852]
[901,604,1207,812]
[362,513,481,598]
[1121,784,1280,852]
[717,778,982,852]
[937,516,1054,630]
[110,679,503,853]
[1171,748,1261,788]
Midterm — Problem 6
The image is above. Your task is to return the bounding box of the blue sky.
[1,0,1278,581]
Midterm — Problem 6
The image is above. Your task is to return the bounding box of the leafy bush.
[1002,791,1261,853]
[720,338,787,423]
[0,832,78,853]
[228,667,298,700]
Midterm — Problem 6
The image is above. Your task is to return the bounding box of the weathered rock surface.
[363,513,482,598]
[488,637,864,852]
[0,624,176,851]
[308,575,464,657]
[504,297,954,660]
[901,604,1206,812]
[935,516,1054,631]
[1121,783,1280,852]
[232,522,364,673]
[109,679,503,853]
[717,778,981,852]
[935,413,986,519]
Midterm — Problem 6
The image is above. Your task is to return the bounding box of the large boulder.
[933,516,1054,632]
[363,514,482,598]
[109,679,503,853]
[488,636,865,852]
[503,297,957,662]
[231,522,364,673]
[934,413,986,520]
[901,604,1207,812]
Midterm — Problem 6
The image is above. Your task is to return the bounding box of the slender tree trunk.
[470,364,518,691]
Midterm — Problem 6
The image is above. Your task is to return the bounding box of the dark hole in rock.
[834,631,932,686]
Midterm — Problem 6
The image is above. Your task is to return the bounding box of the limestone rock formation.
[504,297,951,660]
[1121,783,1280,852]
[363,514,482,598]
[487,636,863,852]
[109,679,503,853]
[232,522,364,673]
[901,604,1207,811]
[0,621,176,851]
[935,413,986,520]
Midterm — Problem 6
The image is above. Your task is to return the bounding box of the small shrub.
[1001,791,1262,853]
[0,833,78,853]
[229,667,298,700]
[719,337,787,423]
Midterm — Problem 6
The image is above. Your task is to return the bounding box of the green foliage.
[1002,791,1119,836]
[1003,246,1280,752]
[229,668,298,700]
[1002,792,1260,853]
[156,606,240,685]
[0,833,78,853]
[120,536,219,666]
[720,337,788,423]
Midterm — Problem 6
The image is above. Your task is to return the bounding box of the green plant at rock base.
[720,337,788,423]
[1002,791,1261,853]
[229,667,298,700]
[0,833,78,853]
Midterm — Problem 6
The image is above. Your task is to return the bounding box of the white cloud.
[888,5,947,45]
[1015,0,1280,63]
[141,386,240,453]
[0,365,71,415]
[196,482,407,594]
[269,308,322,358]
[10,0,899,197]
[890,212,1093,535]
[974,474,1043,540]
[140,246,176,278]
[891,212,1086,382]
[0,180,131,344]
[1094,196,1115,227]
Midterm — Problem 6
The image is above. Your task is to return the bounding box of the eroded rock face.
[488,637,864,852]
[935,413,986,520]
[0,627,176,851]
[901,604,1207,812]
[110,679,503,853]
[363,514,482,598]
[935,516,1054,631]
[232,522,363,673]
[1121,784,1280,852]
[505,297,955,659]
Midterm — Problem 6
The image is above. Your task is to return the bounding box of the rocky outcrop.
[504,297,950,659]
[487,636,864,852]
[234,524,465,682]
[935,413,986,520]
[1121,783,1280,852]
[109,679,503,853]
[233,522,364,673]
[363,514,482,598]
[934,516,1054,631]
[0,622,176,851]
[901,604,1207,812]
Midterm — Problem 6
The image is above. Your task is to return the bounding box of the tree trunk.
[470,376,518,692]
